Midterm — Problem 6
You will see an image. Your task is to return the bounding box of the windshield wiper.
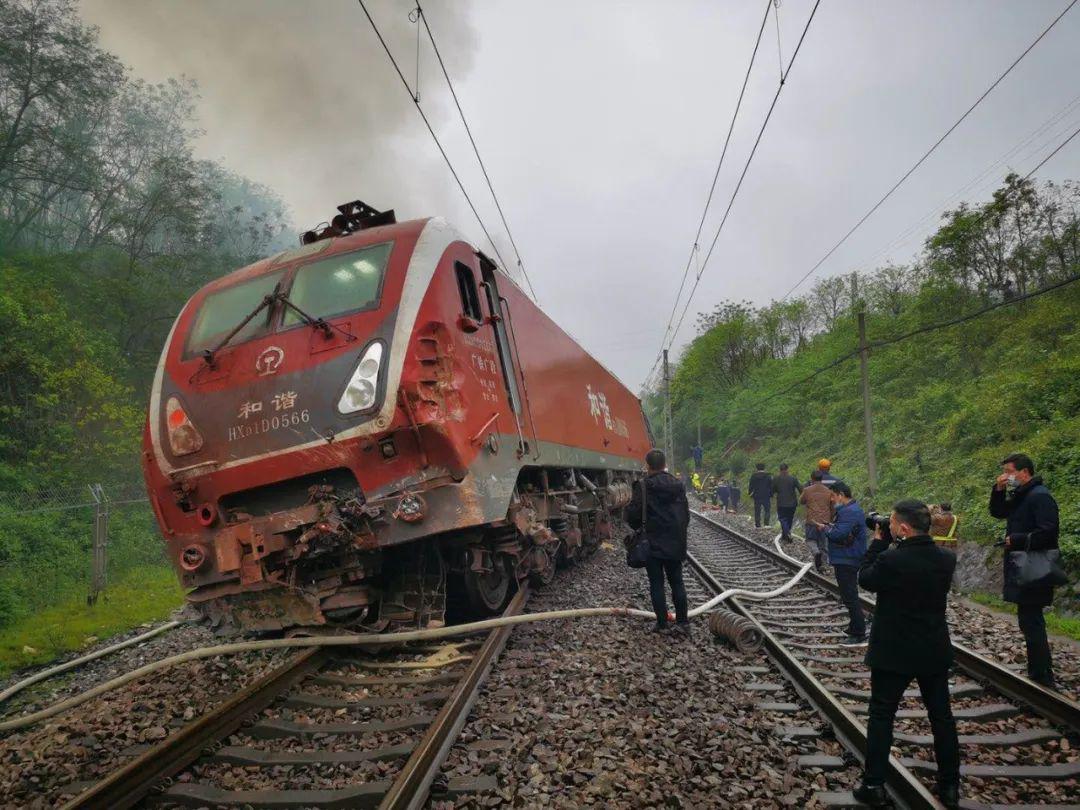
[201,286,354,367]
[276,294,334,340]
[201,283,282,367]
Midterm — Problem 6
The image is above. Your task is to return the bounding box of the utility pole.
[857,312,878,499]
[662,349,673,465]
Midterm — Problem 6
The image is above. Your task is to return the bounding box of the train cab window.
[283,242,392,327]
[455,262,483,322]
[185,269,286,357]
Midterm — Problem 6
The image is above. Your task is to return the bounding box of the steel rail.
[692,509,1080,733]
[684,550,939,809]
[62,647,329,810]
[378,586,529,810]
[64,587,528,810]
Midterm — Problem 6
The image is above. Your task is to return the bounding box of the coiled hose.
[0,528,811,733]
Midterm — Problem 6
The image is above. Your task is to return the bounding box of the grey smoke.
[80,0,482,236]
[79,1,1080,391]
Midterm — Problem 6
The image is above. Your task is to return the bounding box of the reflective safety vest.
[931,514,958,542]
[691,473,702,490]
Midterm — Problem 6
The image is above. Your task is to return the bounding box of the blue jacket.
[825,500,867,566]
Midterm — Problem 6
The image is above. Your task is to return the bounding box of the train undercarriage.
[184,466,633,634]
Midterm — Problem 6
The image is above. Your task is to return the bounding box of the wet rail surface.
[63,591,527,810]
[687,510,1080,809]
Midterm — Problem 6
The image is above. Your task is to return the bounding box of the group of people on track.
[627,448,1063,809]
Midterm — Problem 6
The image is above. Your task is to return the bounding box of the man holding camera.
[989,453,1060,688]
[853,500,961,809]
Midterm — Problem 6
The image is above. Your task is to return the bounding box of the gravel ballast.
[433,539,853,808]
[0,620,290,808]
[703,507,1080,701]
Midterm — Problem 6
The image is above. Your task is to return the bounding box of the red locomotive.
[142,201,653,632]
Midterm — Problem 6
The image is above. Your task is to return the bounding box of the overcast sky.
[81,0,1080,391]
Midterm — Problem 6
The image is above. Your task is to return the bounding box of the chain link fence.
[0,481,167,626]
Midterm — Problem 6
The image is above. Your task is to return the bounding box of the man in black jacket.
[989,452,1060,688]
[747,463,773,528]
[627,449,691,637]
[771,463,803,541]
[853,499,960,809]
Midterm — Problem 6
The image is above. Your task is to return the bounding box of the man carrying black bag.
[989,453,1064,689]
[626,449,691,637]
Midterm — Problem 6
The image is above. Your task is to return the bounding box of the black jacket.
[989,477,1060,606]
[748,470,773,502]
[627,471,689,561]
[771,473,803,509]
[859,535,955,674]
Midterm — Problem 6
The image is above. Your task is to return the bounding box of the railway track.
[62,589,528,810]
[685,510,1080,810]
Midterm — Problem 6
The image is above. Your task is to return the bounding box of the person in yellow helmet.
[809,457,840,487]
[691,471,702,492]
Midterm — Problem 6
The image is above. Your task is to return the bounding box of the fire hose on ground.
[0,533,810,733]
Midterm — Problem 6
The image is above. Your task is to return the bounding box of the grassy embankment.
[672,279,1080,621]
[0,566,182,677]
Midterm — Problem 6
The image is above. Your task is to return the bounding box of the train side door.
[477,254,528,456]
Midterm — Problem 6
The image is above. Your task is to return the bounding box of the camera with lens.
[865,511,892,543]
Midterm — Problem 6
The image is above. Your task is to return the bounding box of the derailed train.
[142,201,653,632]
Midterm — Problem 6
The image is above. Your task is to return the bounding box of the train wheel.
[463,556,511,614]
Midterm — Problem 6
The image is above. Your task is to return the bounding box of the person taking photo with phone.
[989,453,1062,689]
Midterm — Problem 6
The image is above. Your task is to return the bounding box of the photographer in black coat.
[989,452,1060,688]
[852,500,960,809]
[627,449,691,637]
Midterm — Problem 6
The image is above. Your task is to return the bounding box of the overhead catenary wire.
[773,0,784,83]
[658,0,774,357]
[751,269,1080,419]
[644,0,1075,394]
[416,1,538,303]
[847,90,1080,276]
[653,117,1080,473]
[779,0,1079,300]
[664,0,822,352]
[357,0,512,276]
[710,119,1080,422]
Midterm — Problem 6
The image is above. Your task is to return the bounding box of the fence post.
[87,484,110,605]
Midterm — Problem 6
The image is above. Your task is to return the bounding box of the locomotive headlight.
[337,342,383,414]
[165,396,204,456]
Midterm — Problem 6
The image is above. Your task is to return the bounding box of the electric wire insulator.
[708,609,763,654]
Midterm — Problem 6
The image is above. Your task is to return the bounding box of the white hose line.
[0,534,814,733]
[772,531,810,567]
[0,608,640,733]
[687,544,813,617]
[0,620,182,706]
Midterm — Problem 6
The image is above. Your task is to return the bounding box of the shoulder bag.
[1009,534,1068,589]
[625,479,651,568]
